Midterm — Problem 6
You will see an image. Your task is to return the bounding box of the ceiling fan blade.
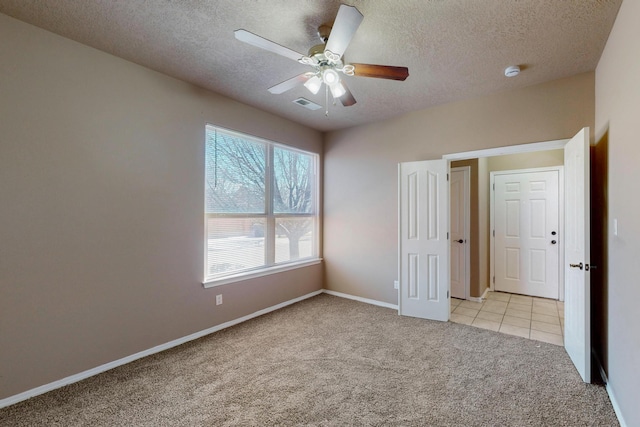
[325,5,364,58]
[351,63,410,81]
[338,81,357,107]
[234,29,305,62]
[268,74,312,94]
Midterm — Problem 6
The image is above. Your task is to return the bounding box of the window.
[204,125,319,284]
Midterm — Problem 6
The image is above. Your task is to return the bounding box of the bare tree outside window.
[205,133,265,215]
[204,127,317,280]
[273,147,313,258]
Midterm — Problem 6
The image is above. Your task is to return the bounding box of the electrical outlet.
[216,294,223,305]
[394,280,399,290]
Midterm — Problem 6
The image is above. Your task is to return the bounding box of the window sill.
[202,258,323,288]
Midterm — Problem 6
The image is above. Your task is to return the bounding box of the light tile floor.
[450,291,565,346]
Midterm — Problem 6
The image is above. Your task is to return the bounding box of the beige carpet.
[0,294,618,426]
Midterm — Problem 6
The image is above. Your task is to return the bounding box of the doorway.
[449,152,565,302]
[398,128,591,382]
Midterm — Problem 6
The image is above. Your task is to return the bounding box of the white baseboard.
[0,289,323,409]
[6,287,625,424]
[322,289,398,310]
[592,350,627,427]
[606,382,628,427]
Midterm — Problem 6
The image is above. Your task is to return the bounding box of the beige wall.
[324,72,594,304]
[0,14,323,399]
[595,0,640,424]
[486,149,564,172]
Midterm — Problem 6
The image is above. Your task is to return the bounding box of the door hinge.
[447,173,449,181]
[493,230,495,237]
[447,290,450,298]
[493,276,495,284]
[447,232,449,239]
[493,183,495,190]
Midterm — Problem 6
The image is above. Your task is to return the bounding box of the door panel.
[564,127,591,383]
[494,170,560,299]
[399,160,449,321]
[450,168,468,299]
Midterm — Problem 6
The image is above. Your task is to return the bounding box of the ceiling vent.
[293,97,322,110]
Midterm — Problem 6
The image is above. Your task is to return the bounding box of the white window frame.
[203,125,320,288]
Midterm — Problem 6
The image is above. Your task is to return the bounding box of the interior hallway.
[451,291,565,346]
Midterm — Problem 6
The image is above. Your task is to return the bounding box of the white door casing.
[450,167,470,300]
[398,160,449,321]
[493,169,561,299]
[564,127,591,383]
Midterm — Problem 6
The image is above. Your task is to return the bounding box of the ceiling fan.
[234,4,409,108]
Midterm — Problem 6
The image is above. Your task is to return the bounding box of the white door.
[564,128,591,383]
[450,168,469,299]
[494,169,560,299]
[398,159,449,321]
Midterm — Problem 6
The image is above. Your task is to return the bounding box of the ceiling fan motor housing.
[308,44,328,61]
[306,43,348,76]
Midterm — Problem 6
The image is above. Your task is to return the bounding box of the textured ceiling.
[0,0,622,131]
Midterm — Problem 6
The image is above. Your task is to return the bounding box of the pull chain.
[325,84,329,117]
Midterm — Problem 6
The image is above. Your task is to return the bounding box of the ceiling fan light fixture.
[304,75,323,94]
[322,68,340,85]
[329,81,346,98]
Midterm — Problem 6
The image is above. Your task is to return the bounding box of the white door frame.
[450,166,471,300]
[489,166,565,301]
[443,139,569,161]
[442,137,569,298]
